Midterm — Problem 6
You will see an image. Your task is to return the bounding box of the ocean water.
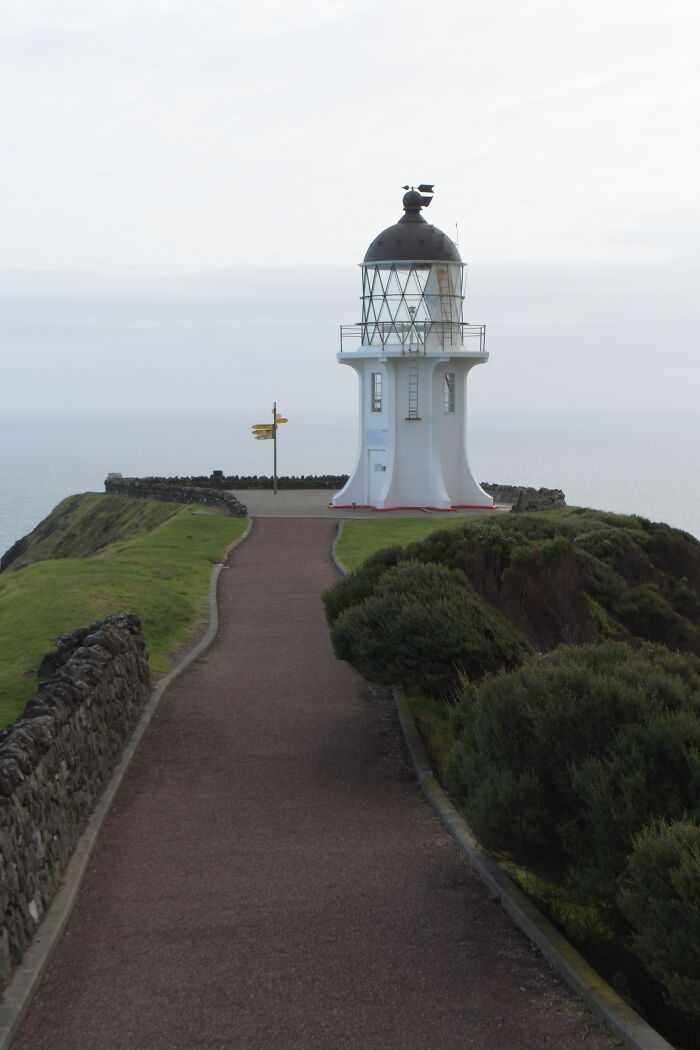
[1,411,698,560]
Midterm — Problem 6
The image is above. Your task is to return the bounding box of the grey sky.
[1,0,699,439]
[3,0,699,271]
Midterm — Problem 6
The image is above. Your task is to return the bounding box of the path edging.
[393,685,676,1050]
[330,520,347,576]
[0,518,253,1050]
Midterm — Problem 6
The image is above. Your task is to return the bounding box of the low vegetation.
[446,641,700,903]
[326,507,700,1040]
[0,493,182,572]
[333,507,700,655]
[0,494,247,728]
[619,821,700,1018]
[330,561,530,695]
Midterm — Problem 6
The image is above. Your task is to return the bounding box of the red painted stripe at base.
[329,504,496,512]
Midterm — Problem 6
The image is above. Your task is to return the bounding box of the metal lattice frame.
[360,262,464,348]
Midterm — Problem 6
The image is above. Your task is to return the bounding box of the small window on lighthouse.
[371,372,382,412]
[444,373,456,413]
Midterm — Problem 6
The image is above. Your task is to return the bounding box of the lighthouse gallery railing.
[339,321,486,353]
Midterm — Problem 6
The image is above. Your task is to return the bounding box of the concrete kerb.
[330,520,347,576]
[393,685,676,1050]
[330,547,674,1050]
[0,517,254,1050]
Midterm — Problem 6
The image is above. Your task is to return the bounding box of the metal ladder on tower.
[407,365,420,419]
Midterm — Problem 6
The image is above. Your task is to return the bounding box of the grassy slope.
[1,492,183,572]
[0,496,247,727]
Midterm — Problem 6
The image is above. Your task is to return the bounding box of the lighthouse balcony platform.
[339,321,486,355]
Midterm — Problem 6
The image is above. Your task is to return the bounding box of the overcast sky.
[2,0,699,431]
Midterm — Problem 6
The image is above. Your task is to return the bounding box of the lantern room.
[360,188,465,352]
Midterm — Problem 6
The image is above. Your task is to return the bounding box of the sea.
[1,411,698,560]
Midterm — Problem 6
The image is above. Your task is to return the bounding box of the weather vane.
[401,183,434,207]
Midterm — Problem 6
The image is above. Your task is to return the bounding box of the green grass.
[499,858,615,953]
[1,492,183,571]
[0,500,247,728]
[407,693,458,780]
[337,518,472,571]
[336,509,577,571]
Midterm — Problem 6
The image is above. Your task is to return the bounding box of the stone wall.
[104,474,565,513]
[0,613,151,985]
[107,472,349,491]
[104,477,247,515]
[481,483,566,512]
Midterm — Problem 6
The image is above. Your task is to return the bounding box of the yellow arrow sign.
[252,424,275,431]
[275,416,288,424]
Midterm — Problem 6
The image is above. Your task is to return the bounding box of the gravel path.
[12,519,613,1049]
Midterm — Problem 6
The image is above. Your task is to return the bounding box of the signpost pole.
[251,407,286,486]
[273,402,278,495]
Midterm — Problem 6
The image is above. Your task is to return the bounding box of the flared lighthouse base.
[330,347,493,513]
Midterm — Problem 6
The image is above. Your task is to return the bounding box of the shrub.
[445,642,700,894]
[566,709,700,899]
[330,561,530,696]
[322,545,405,626]
[618,821,700,1017]
[614,584,693,647]
[672,576,700,619]
[407,526,600,650]
[329,508,700,656]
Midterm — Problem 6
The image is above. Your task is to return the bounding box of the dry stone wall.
[481,483,566,511]
[106,472,348,492]
[103,474,565,513]
[104,477,247,515]
[0,613,150,985]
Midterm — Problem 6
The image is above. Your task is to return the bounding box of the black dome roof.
[363,189,461,265]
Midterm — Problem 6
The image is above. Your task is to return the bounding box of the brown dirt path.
[12,519,613,1049]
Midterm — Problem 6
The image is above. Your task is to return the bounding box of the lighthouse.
[331,186,493,511]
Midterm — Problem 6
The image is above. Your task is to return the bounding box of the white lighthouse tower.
[331,186,493,511]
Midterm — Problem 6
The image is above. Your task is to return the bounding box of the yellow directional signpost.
[251,402,288,493]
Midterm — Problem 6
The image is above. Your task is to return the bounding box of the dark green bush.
[330,509,700,657]
[322,544,405,626]
[576,550,627,612]
[406,525,600,650]
[672,577,700,619]
[614,583,693,647]
[618,821,700,1016]
[573,526,642,564]
[330,561,530,696]
[566,709,700,899]
[445,642,700,895]
[380,510,700,653]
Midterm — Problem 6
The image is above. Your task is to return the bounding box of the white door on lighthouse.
[367,450,387,505]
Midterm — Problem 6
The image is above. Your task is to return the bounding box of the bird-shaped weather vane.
[402,183,434,207]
